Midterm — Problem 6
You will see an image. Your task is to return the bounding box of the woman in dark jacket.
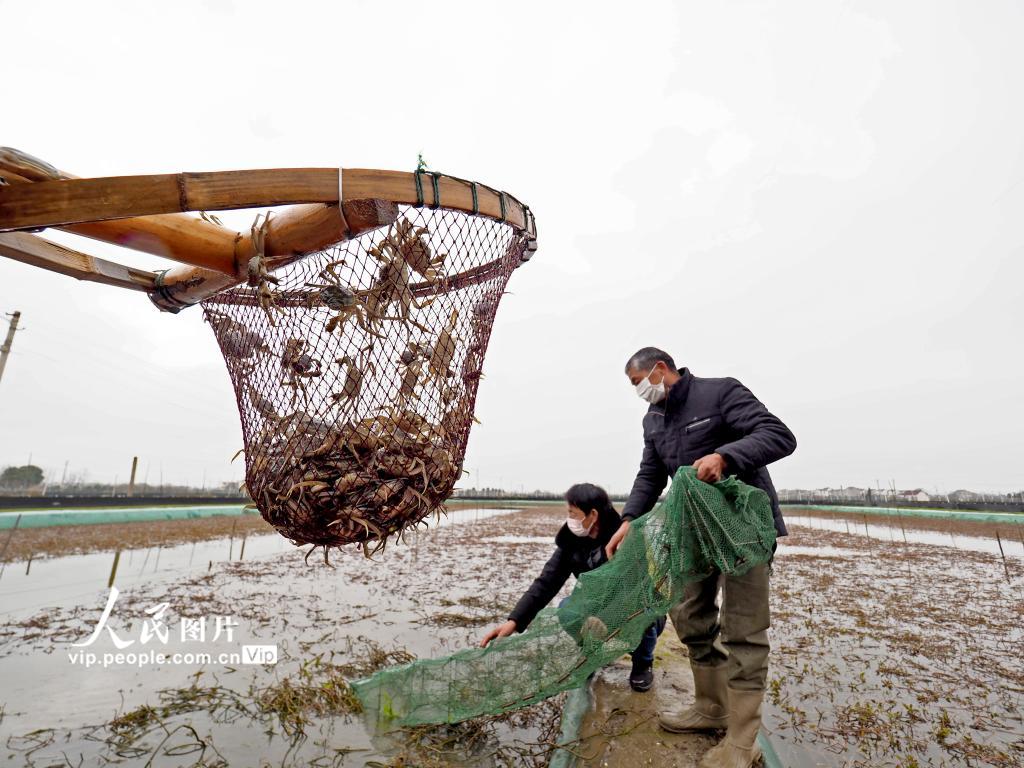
[478,482,666,691]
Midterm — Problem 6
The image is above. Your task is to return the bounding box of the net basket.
[202,199,532,559]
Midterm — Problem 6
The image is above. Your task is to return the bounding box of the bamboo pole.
[68,216,239,274]
[0,149,538,311]
[0,231,157,291]
[0,167,537,237]
[0,151,240,275]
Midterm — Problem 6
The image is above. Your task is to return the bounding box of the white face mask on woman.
[635,366,667,404]
[566,514,594,537]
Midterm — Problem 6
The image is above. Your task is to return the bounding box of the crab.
[246,213,282,324]
[360,238,434,333]
[246,385,280,421]
[306,258,384,341]
[428,309,460,381]
[381,218,446,282]
[340,418,385,463]
[280,338,322,403]
[395,342,428,402]
[375,451,430,492]
[382,406,434,441]
[205,310,272,363]
[439,380,462,406]
[382,484,432,523]
[332,354,374,405]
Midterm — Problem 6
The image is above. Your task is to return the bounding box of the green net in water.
[352,466,776,726]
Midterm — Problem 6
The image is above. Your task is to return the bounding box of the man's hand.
[479,619,517,648]
[605,520,631,560]
[693,453,727,483]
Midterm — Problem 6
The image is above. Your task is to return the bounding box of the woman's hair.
[565,482,617,517]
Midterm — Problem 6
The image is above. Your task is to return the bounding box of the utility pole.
[127,456,138,498]
[0,311,22,385]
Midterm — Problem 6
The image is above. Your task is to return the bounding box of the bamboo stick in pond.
[897,510,908,544]
[995,530,1011,583]
[0,513,22,565]
[108,549,122,588]
[25,553,33,575]
[239,533,247,562]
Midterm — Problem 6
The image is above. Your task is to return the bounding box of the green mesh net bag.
[351,466,777,727]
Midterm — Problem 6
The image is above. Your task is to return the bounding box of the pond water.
[0,506,556,768]
[0,507,520,618]
[786,514,1024,558]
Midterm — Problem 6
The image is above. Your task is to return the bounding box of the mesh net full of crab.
[202,204,531,560]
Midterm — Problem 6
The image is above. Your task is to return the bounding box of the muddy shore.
[1,505,1021,767]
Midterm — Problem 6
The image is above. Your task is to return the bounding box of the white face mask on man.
[635,365,667,404]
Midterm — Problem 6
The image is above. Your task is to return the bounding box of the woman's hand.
[479,619,517,648]
[605,519,630,560]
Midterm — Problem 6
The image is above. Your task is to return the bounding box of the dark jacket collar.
[554,504,622,551]
[649,367,692,415]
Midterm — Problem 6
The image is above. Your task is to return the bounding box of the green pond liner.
[547,682,593,768]
[0,504,255,529]
[758,731,784,768]
[783,504,1024,525]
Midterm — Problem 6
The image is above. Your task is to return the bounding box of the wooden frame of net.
[0,149,538,560]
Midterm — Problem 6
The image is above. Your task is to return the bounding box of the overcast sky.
[2,0,1022,495]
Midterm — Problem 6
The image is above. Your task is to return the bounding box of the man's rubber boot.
[699,687,764,768]
[658,663,729,733]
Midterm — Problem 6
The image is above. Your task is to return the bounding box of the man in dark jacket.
[479,482,666,691]
[605,347,796,768]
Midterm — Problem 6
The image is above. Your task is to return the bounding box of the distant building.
[835,486,869,501]
[897,489,931,502]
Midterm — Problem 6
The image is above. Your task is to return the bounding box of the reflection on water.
[776,544,858,558]
[482,535,552,544]
[0,507,520,618]
[786,514,1024,558]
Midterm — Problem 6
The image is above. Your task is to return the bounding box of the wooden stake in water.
[228,518,238,560]
[896,510,908,544]
[238,533,248,562]
[0,512,23,567]
[995,530,1011,583]
[108,549,122,588]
